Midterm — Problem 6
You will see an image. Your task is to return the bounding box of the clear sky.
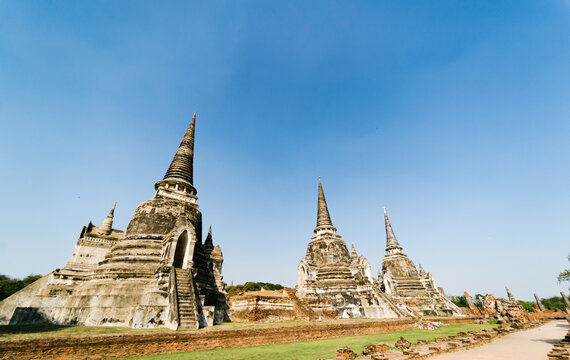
[0,1,569,301]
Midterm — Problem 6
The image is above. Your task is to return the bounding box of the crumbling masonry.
[0,113,229,330]
[296,178,404,319]
[297,178,463,319]
[380,208,464,317]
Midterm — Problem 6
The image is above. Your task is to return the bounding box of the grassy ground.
[0,317,407,341]
[124,323,496,360]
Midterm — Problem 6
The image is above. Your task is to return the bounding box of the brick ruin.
[458,288,567,324]
[459,287,550,323]
[227,288,338,322]
[296,178,404,319]
[0,113,229,330]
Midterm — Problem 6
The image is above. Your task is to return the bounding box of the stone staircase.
[174,268,199,330]
[285,288,319,321]
[394,279,429,297]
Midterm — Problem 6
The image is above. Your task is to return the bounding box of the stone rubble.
[336,346,356,359]
[414,319,441,330]
[547,316,570,360]
[322,320,548,360]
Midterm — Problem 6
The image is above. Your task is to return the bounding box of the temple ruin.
[0,113,229,330]
[379,209,464,317]
[481,288,535,323]
[296,178,404,319]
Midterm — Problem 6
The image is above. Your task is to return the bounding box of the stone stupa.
[296,178,403,319]
[0,113,229,330]
[380,208,463,316]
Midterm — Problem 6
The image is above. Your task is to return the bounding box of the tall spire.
[384,208,402,252]
[100,202,116,235]
[155,112,197,194]
[317,177,333,227]
[315,177,336,233]
[204,225,213,248]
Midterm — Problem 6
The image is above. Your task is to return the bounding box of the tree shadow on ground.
[0,323,73,337]
[531,338,562,345]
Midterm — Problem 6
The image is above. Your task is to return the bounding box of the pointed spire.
[204,224,213,248]
[316,177,335,231]
[314,176,336,234]
[100,202,116,235]
[156,112,197,193]
[418,264,425,275]
[384,208,402,252]
[351,243,357,258]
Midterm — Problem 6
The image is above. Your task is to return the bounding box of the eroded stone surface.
[297,178,404,319]
[481,289,536,324]
[0,113,229,330]
[380,209,464,317]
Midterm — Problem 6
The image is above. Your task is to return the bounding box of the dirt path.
[430,319,568,360]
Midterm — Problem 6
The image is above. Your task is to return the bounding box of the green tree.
[558,254,570,290]
[0,274,42,301]
[541,296,565,310]
[226,282,284,297]
[472,294,485,310]
[518,300,535,312]
[449,295,468,308]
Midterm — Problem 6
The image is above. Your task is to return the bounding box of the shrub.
[518,300,535,312]
[226,282,284,296]
[473,294,485,310]
[541,296,565,310]
[0,274,42,301]
[449,295,468,308]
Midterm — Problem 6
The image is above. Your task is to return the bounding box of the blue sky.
[0,1,569,300]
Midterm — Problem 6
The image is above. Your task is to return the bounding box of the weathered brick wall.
[0,317,478,360]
